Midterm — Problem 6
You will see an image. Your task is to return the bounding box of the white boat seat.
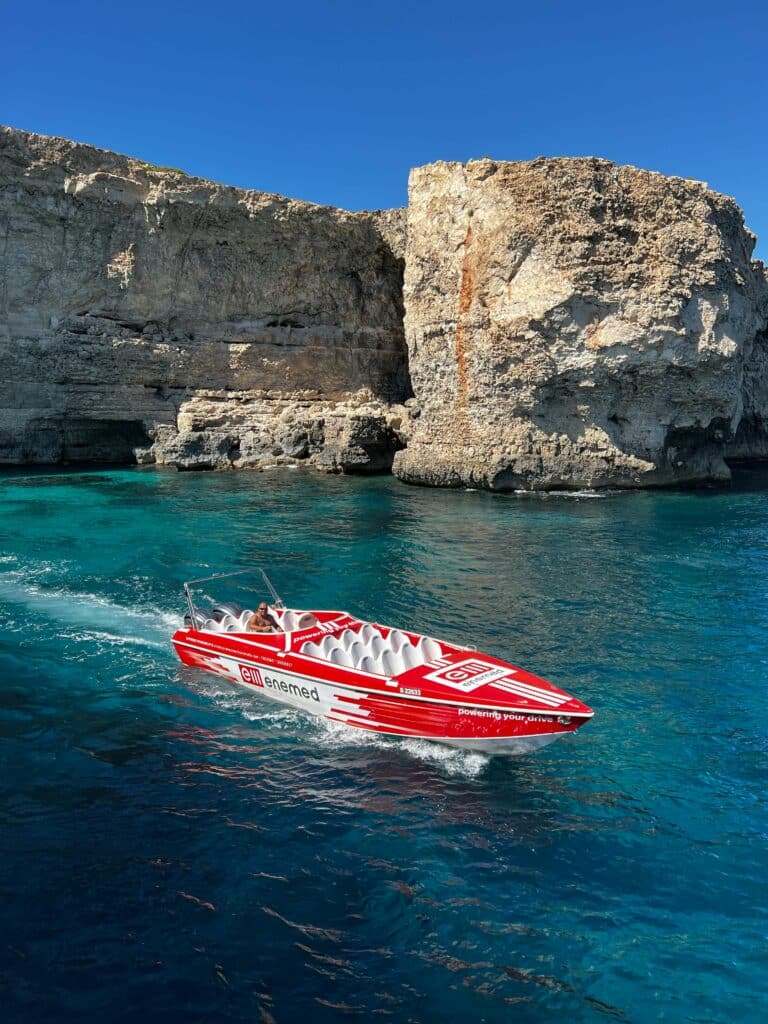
[281,610,298,632]
[202,618,219,633]
[328,647,353,668]
[379,648,402,677]
[238,609,253,630]
[387,629,407,653]
[359,623,375,644]
[348,641,364,667]
[295,612,318,629]
[416,636,443,662]
[296,631,428,676]
[399,642,420,670]
[368,635,384,659]
[339,629,357,650]
[279,609,318,633]
[219,614,237,632]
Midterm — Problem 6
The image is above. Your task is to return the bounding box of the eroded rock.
[0,126,408,470]
[3,129,768,489]
[394,158,767,490]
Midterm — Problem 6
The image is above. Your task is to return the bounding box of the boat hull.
[436,732,564,755]
[173,630,587,756]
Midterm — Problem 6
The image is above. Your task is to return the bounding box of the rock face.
[394,159,767,490]
[3,129,768,488]
[0,126,409,471]
[727,266,768,460]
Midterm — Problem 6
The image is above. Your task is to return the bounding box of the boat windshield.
[183,569,284,629]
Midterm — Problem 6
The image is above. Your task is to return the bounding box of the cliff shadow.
[528,364,734,481]
[0,418,153,466]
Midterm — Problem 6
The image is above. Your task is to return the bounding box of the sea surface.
[0,465,766,1023]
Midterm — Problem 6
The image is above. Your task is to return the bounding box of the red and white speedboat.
[171,571,593,755]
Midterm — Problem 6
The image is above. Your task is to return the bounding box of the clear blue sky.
[4,0,768,257]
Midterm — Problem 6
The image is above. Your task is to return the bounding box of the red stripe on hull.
[333,693,577,741]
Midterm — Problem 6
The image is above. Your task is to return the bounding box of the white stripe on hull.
[490,680,568,706]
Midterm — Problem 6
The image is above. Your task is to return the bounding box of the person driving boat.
[247,601,282,633]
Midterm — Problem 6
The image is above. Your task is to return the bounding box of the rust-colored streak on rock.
[395,156,768,492]
[455,223,474,412]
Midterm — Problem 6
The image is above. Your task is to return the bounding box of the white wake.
[0,562,181,649]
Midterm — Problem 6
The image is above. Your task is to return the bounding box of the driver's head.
[258,602,268,613]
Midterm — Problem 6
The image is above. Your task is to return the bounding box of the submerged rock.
[394,158,767,490]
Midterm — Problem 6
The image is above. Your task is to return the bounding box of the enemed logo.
[424,659,512,691]
[239,664,264,686]
[238,664,320,703]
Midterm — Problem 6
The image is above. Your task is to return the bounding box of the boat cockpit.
[181,570,447,678]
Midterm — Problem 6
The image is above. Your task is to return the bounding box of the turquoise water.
[0,466,766,1023]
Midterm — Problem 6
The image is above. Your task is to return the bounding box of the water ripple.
[0,467,766,1022]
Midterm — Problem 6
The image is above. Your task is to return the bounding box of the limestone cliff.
[0,126,409,470]
[3,129,768,489]
[394,159,767,490]
[727,264,768,461]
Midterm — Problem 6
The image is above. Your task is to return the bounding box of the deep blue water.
[0,466,766,1023]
